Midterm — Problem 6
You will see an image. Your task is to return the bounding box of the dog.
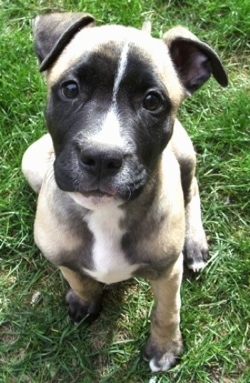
[22,12,228,372]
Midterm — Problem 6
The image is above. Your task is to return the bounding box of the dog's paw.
[65,290,102,324]
[143,338,183,372]
[184,236,209,272]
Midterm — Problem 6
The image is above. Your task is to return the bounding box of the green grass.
[1,0,249,382]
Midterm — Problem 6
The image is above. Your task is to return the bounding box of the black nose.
[80,147,123,177]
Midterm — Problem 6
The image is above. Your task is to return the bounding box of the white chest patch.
[84,206,138,284]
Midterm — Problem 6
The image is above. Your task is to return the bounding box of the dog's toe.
[147,353,176,372]
[66,290,102,324]
[184,237,209,272]
[187,259,207,272]
[143,337,183,372]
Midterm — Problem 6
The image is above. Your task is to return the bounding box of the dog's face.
[34,13,227,209]
[45,26,185,208]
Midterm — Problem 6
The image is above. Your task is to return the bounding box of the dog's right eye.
[61,81,79,99]
[143,91,163,112]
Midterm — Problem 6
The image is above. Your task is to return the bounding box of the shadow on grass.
[1,275,152,382]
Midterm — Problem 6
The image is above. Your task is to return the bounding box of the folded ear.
[163,26,228,94]
[33,12,95,72]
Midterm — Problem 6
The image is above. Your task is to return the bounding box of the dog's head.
[33,12,227,209]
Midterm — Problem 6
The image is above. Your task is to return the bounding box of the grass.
[0,0,249,382]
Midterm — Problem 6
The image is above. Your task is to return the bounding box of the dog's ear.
[33,12,95,72]
[163,26,228,94]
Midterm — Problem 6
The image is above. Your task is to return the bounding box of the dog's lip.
[79,189,117,198]
[68,189,124,210]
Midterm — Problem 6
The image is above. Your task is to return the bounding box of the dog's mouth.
[79,189,116,198]
[67,189,123,210]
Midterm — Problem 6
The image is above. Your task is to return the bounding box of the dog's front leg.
[59,266,103,323]
[143,254,183,372]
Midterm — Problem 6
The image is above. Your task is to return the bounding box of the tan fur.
[137,147,185,262]
[34,177,84,265]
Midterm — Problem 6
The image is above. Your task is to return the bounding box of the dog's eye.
[61,81,79,99]
[143,92,162,111]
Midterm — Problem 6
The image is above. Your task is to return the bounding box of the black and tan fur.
[22,13,228,372]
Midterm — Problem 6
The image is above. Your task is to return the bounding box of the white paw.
[147,353,176,372]
[187,260,206,272]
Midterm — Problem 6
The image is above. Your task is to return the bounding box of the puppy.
[22,13,228,372]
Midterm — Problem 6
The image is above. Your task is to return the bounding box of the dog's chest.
[83,207,138,284]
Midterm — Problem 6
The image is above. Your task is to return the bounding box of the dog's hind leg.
[59,266,103,324]
[21,133,54,193]
[183,177,209,271]
[170,121,209,271]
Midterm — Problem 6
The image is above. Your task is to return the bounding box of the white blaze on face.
[112,41,130,103]
[91,108,125,148]
[91,41,130,149]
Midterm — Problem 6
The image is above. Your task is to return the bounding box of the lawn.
[0,0,249,382]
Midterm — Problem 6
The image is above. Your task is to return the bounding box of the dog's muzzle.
[53,140,148,206]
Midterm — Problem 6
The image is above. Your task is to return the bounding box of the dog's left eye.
[61,81,79,99]
[143,92,162,111]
